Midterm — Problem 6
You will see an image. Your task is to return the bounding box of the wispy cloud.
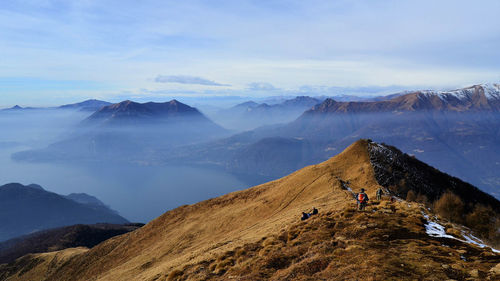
[247,82,278,91]
[1,0,500,104]
[155,75,229,86]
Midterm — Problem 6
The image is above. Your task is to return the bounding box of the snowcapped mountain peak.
[419,83,500,102]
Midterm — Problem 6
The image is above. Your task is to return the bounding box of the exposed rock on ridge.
[366,140,500,212]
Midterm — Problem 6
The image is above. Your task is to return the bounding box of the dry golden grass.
[165,202,500,280]
[0,247,88,281]
[2,140,499,281]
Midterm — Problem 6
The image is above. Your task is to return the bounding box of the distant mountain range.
[308,83,500,113]
[211,96,323,131]
[165,83,500,197]
[0,183,128,242]
[0,99,111,112]
[210,87,481,131]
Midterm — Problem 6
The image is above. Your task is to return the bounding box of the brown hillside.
[1,140,499,281]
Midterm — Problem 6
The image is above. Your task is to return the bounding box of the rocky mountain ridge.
[305,83,500,114]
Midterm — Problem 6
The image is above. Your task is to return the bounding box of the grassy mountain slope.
[1,140,499,280]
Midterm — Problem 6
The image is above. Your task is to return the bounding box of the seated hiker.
[376,187,383,201]
[301,212,311,221]
[301,207,319,220]
[356,188,369,210]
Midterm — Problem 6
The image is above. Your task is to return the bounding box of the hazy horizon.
[0,86,403,109]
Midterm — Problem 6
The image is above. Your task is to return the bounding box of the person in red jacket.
[356,188,369,210]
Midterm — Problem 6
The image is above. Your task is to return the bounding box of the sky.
[1,0,500,107]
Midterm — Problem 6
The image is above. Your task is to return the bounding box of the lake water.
[0,110,254,222]
[0,147,253,222]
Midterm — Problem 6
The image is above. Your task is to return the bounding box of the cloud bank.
[247,82,278,91]
[155,75,229,86]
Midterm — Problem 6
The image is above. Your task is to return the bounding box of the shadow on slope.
[0,223,143,264]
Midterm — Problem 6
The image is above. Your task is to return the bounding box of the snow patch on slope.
[423,214,455,239]
[482,83,500,100]
[423,213,500,253]
[462,233,500,253]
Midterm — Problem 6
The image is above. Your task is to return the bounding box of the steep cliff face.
[2,140,499,281]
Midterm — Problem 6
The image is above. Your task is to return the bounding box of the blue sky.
[1,0,500,106]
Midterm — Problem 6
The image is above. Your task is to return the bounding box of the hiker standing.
[357,188,369,211]
[376,187,383,201]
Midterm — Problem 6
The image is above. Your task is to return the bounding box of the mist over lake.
[0,109,255,222]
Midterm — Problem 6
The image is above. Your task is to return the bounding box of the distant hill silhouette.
[85,100,201,124]
[0,183,128,242]
[12,100,228,163]
[1,105,38,111]
[58,99,112,112]
[64,193,108,207]
[3,140,499,280]
[0,223,143,264]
